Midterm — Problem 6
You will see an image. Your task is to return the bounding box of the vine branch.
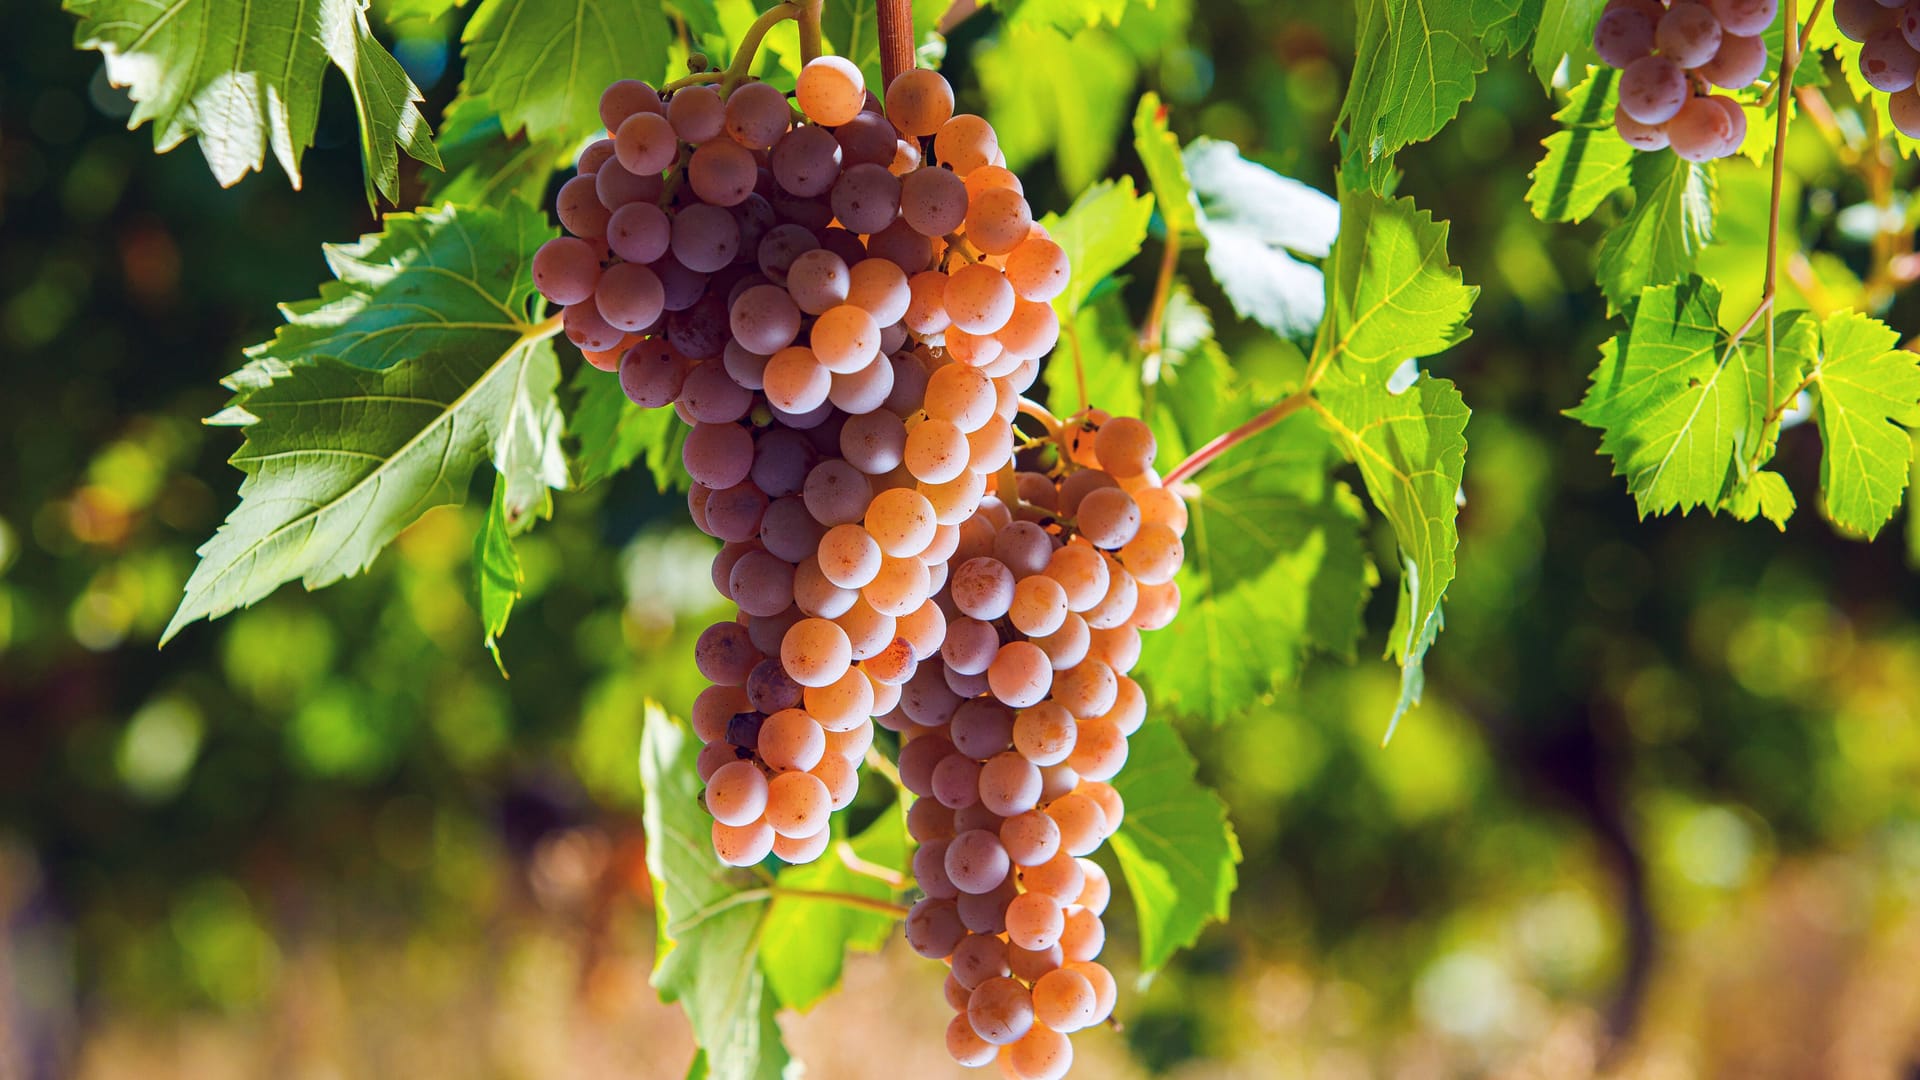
[1163,384,1315,487]
[797,0,824,65]
[721,2,800,94]
[877,0,916,90]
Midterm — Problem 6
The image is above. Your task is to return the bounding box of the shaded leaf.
[474,476,525,670]
[66,0,437,202]
[1108,720,1241,973]
[1527,67,1635,223]
[1531,0,1604,86]
[569,366,685,490]
[424,97,575,209]
[1594,152,1716,312]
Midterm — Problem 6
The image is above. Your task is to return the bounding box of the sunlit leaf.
[461,0,671,141]
[759,806,908,1011]
[1324,190,1476,368]
[1810,310,1920,537]
[1531,0,1603,86]
[1132,93,1196,235]
[1040,178,1154,319]
[1186,139,1339,340]
[978,22,1136,192]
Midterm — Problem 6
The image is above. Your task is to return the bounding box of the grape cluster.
[1834,0,1920,134]
[531,58,1068,869]
[1595,0,1773,160]
[892,413,1185,1080]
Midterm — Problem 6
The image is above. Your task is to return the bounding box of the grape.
[683,421,755,489]
[1093,416,1156,477]
[764,769,831,838]
[945,1014,997,1068]
[594,262,665,331]
[577,138,616,174]
[942,616,1001,675]
[746,658,803,713]
[1893,85,1920,136]
[614,111,678,176]
[905,418,970,484]
[606,202,670,264]
[654,255,709,312]
[564,301,624,352]
[932,754,983,809]
[988,641,1053,707]
[1004,891,1065,952]
[864,553,931,616]
[1047,792,1108,856]
[847,259,912,325]
[1669,95,1737,161]
[689,139,758,206]
[620,340,683,408]
[760,346,828,413]
[1118,523,1184,585]
[796,55,867,126]
[900,165,970,237]
[935,114,1000,176]
[667,84,725,143]
[533,237,602,305]
[979,751,1042,816]
[1075,487,1141,550]
[1655,4,1724,69]
[594,159,661,210]
[840,410,908,474]
[757,708,827,772]
[725,80,791,149]
[600,79,663,131]
[995,299,1061,360]
[1708,95,1749,156]
[670,203,742,273]
[788,249,852,315]
[811,304,883,373]
[906,896,968,957]
[952,557,1016,620]
[1615,107,1672,151]
[1708,0,1778,36]
[966,187,1034,255]
[729,549,796,617]
[704,760,769,827]
[1835,0,1896,40]
[1593,5,1657,67]
[771,824,832,863]
[1064,961,1117,1024]
[1619,55,1690,124]
[909,797,958,843]
[945,263,1017,334]
[713,818,775,866]
[835,111,899,167]
[951,932,1012,991]
[769,124,842,199]
[1028,968,1097,1035]
[694,621,757,686]
[1864,28,1920,91]
[888,68,957,137]
[556,175,612,238]
[781,617,853,688]
[1007,1024,1073,1080]
[830,163,904,235]
[1019,850,1085,905]
[897,597,948,659]
[967,977,1035,1046]
[866,487,938,556]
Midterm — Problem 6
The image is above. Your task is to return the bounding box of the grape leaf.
[1108,720,1241,973]
[1594,152,1716,313]
[1185,139,1340,340]
[461,0,671,142]
[1809,310,1920,538]
[1042,293,1146,420]
[570,366,686,490]
[1724,470,1796,530]
[642,707,797,1080]
[1338,0,1522,189]
[758,806,908,1011]
[474,476,525,671]
[1527,67,1635,223]
[1040,177,1155,319]
[978,22,1136,192]
[164,203,562,642]
[1324,190,1476,368]
[424,97,575,210]
[1567,277,1816,518]
[1132,93,1197,235]
[387,0,467,24]
[66,0,438,203]
[1531,0,1603,86]
[1312,364,1469,737]
[1909,437,1920,562]
[996,0,1130,30]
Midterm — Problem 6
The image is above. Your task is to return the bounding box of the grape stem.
[798,0,824,64]
[1163,385,1316,487]
[1137,222,1183,415]
[877,0,917,89]
[1732,0,1798,464]
[835,842,908,887]
[1016,396,1063,434]
[721,1,801,94]
[767,886,910,917]
[523,310,564,342]
[660,70,724,94]
[1757,0,1824,109]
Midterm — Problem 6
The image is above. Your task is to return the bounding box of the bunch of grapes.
[891,412,1185,1080]
[1834,0,1920,134]
[1594,0,1774,160]
[530,56,1069,869]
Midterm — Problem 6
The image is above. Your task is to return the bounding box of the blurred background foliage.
[6,0,1920,1077]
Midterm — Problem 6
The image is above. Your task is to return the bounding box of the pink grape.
[1618,55,1690,124]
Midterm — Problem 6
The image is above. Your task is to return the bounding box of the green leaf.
[642,706,796,1080]
[1040,178,1155,319]
[1567,277,1816,518]
[164,204,561,642]
[386,0,467,24]
[66,0,438,202]
[1139,421,1375,726]
[1324,190,1477,367]
[474,476,525,671]
[1338,0,1522,188]
[424,97,575,210]
[996,0,1130,31]
[759,806,908,1011]
[977,23,1136,192]
[1724,470,1796,530]
[1132,93,1197,235]
[1185,139,1340,340]
[461,0,671,141]
[569,366,685,490]
[1810,310,1920,538]
[1526,67,1635,224]
[821,0,884,100]
[1107,720,1240,973]
[1531,0,1603,86]
[1312,364,1470,736]
[1594,152,1716,313]
[1043,292,1145,420]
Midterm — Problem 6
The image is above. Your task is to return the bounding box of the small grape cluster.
[1834,0,1920,135]
[892,412,1184,1080]
[531,56,1071,870]
[1595,0,1774,160]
